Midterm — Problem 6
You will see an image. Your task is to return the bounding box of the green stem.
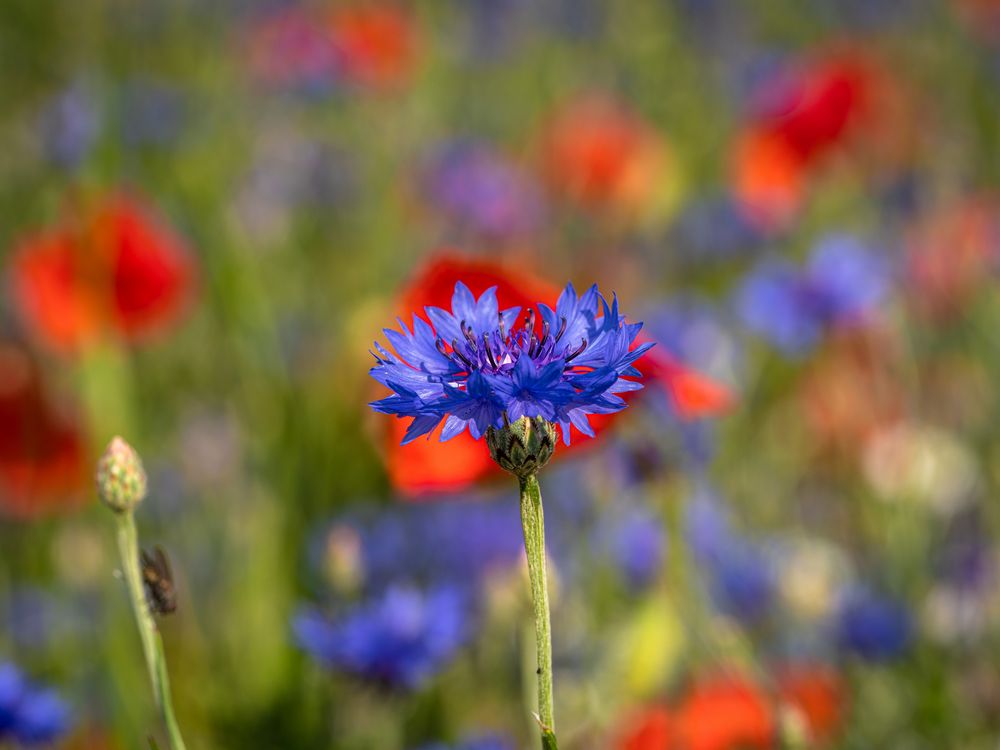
[518,474,558,750]
[115,513,188,750]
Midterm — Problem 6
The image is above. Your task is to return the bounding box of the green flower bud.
[95,437,147,513]
[486,416,558,479]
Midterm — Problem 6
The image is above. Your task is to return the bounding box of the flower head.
[370,280,654,446]
[0,342,87,519]
[377,256,732,494]
[95,437,147,513]
[292,584,469,690]
[0,662,72,746]
[9,192,196,354]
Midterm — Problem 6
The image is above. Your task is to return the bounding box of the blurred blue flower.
[837,588,912,661]
[684,487,775,621]
[371,281,654,444]
[707,540,775,621]
[293,585,471,690]
[37,82,99,169]
[607,508,665,590]
[0,663,71,746]
[340,499,524,593]
[119,79,186,147]
[670,195,765,263]
[736,233,891,355]
[414,734,514,750]
[422,141,543,239]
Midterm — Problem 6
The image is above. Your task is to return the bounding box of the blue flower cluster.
[836,587,912,661]
[371,281,653,444]
[423,141,543,239]
[684,489,776,622]
[736,233,890,354]
[0,662,71,746]
[413,733,514,750]
[293,585,470,690]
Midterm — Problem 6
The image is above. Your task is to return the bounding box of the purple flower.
[370,282,653,445]
[37,83,99,169]
[422,142,543,238]
[293,585,470,690]
[0,663,71,746]
[414,734,515,750]
[837,587,912,661]
[607,509,665,590]
[315,500,524,595]
[736,233,891,354]
[684,488,775,621]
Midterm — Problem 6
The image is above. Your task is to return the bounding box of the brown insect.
[140,546,177,616]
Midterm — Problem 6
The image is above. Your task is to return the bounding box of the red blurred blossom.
[9,193,196,354]
[616,667,845,749]
[539,95,671,218]
[0,341,87,518]
[776,664,846,744]
[243,6,339,88]
[905,196,1000,321]
[328,4,419,90]
[954,0,1000,41]
[377,254,733,495]
[799,327,904,466]
[732,50,911,230]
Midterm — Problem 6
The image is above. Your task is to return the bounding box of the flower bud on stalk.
[486,416,558,479]
[95,436,147,513]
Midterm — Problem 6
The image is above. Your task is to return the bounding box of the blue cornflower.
[370,281,653,444]
[684,488,776,621]
[422,141,543,238]
[603,508,666,590]
[836,587,912,661]
[413,734,515,750]
[0,663,71,746]
[293,585,470,690]
[736,233,891,354]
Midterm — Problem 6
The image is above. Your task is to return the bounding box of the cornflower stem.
[518,473,558,750]
[115,513,188,750]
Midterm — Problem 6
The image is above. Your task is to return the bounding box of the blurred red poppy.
[673,674,774,750]
[9,193,195,354]
[776,664,846,744]
[0,341,87,518]
[617,705,672,750]
[905,196,1000,321]
[378,255,734,495]
[539,95,670,218]
[732,50,909,230]
[800,327,904,465]
[615,667,844,749]
[329,4,419,90]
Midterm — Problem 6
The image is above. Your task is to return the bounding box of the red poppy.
[328,4,418,90]
[539,95,670,217]
[799,327,904,465]
[378,254,734,495]
[673,674,775,750]
[614,673,773,750]
[616,705,672,750]
[905,196,1000,321]
[0,341,87,518]
[776,664,846,744]
[732,50,908,230]
[9,193,195,354]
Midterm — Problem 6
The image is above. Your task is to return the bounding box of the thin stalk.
[115,513,188,750]
[518,474,558,750]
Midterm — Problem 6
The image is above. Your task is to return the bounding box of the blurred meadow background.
[2,0,1000,748]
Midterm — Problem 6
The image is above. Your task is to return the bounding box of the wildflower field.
[2,1,1000,748]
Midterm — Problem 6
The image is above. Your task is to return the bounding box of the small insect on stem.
[141,545,178,616]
